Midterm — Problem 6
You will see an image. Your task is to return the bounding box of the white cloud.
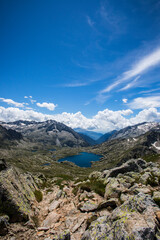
[24,96,28,99]
[30,99,36,104]
[101,48,160,93]
[0,98,25,108]
[0,106,160,133]
[122,98,128,103]
[128,96,160,109]
[36,102,57,111]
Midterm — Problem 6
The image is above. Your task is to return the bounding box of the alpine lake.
[58,152,102,167]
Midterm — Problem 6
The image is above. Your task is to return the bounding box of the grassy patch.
[73,177,106,197]
[143,154,160,163]
[34,190,43,202]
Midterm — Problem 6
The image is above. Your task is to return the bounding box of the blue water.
[42,163,51,166]
[58,152,102,167]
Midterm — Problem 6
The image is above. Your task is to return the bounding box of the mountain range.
[0,120,88,148]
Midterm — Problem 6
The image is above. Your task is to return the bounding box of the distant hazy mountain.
[74,128,103,140]
[78,133,97,145]
[96,130,117,144]
[1,120,89,147]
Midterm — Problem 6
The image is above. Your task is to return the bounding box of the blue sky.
[0,0,160,132]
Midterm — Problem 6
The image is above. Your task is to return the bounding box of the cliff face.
[0,159,38,223]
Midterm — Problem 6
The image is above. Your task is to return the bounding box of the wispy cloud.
[36,102,57,111]
[63,82,88,87]
[86,16,95,28]
[119,76,140,91]
[0,97,25,108]
[101,48,160,93]
[139,87,160,94]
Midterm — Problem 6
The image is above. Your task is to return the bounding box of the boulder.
[153,191,160,206]
[79,201,98,212]
[43,212,61,228]
[104,178,126,199]
[104,158,146,179]
[0,215,9,235]
[0,166,37,222]
[82,193,160,240]
[49,200,61,212]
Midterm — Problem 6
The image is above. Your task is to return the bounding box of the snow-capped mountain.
[1,120,88,147]
[109,122,160,140]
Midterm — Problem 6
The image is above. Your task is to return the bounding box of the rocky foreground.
[1,158,160,239]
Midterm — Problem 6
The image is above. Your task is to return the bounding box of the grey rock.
[49,200,61,212]
[0,215,9,236]
[79,201,98,212]
[82,193,160,240]
[37,226,50,231]
[153,191,160,205]
[0,167,37,222]
[56,190,63,200]
[104,178,126,199]
[104,159,145,179]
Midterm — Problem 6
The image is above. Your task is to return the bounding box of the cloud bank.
[0,106,160,133]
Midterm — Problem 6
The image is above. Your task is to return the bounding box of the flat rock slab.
[43,212,61,228]
[49,200,61,212]
[80,201,98,212]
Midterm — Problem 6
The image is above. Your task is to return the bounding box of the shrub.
[34,189,43,202]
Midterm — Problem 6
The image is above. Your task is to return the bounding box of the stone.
[72,217,86,233]
[104,178,126,199]
[104,159,145,179]
[120,193,130,203]
[98,198,119,210]
[82,193,160,240]
[140,172,152,185]
[43,212,61,228]
[37,226,50,231]
[153,191,160,205]
[0,215,9,235]
[55,190,63,200]
[0,167,37,222]
[49,200,61,212]
[79,201,98,212]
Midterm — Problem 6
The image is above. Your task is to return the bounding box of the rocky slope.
[1,120,88,147]
[1,157,160,239]
[89,127,160,170]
